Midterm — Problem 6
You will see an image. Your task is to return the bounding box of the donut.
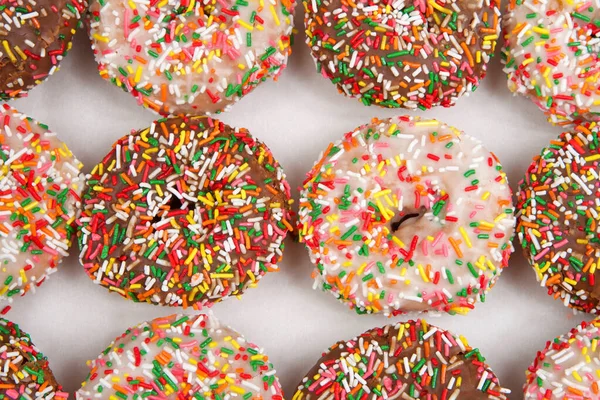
[298,116,515,316]
[0,318,66,399]
[523,319,600,399]
[0,0,88,100]
[502,0,600,126]
[87,0,295,116]
[0,105,83,310]
[516,122,600,313]
[293,319,509,400]
[77,116,294,308]
[76,313,283,399]
[303,0,500,109]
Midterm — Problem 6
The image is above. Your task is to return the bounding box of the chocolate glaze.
[304,0,499,109]
[0,318,60,393]
[77,116,294,308]
[0,0,87,99]
[295,320,507,400]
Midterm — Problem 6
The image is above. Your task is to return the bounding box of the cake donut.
[88,0,295,116]
[0,105,83,310]
[77,313,283,399]
[77,116,294,308]
[303,0,500,109]
[293,319,509,400]
[0,318,66,399]
[298,116,515,316]
[0,0,88,100]
[517,122,600,313]
[523,319,600,399]
[502,0,600,126]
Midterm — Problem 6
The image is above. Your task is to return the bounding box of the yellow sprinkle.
[2,41,16,63]
[585,154,600,162]
[92,34,109,43]
[414,120,440,127]
[417,264,429,282]
[459,227,472,248]
[238,20,254,31]
[532,27,549,35]
[270,5,280,25]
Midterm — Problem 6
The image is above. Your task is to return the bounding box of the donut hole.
[390,206,426,232]
[151,195,195,224]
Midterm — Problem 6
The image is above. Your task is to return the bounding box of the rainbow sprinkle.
[0,318,66,399]
[303,0,500,109]
[298,116,515,316]
[77,313,284,399]
[294,319,509,400]
[0,105,83,309]
[77,116,294,308]
[502,0,600,126]
[0,0,87,100]
[88,0,295,116]
[517,122,600,313]
[524,319,600,399]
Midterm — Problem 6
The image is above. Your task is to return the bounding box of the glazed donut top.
[88,0,295,116]
[524,319,600,399]
[77,313,283,399]
[0,318,65,398]
[0,0,87,100]
[502,0,600,126]
[294,319,508,400]
[298,116,515,315]
[303,0,500,109]
[517,123,600,313]
[0,105,83,308]
[77,116,294,308]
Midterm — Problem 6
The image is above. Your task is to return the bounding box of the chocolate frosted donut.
[0,105,84,309]
[517,123,600,313]
[0,0,87,100]
[303,0,500,109]
[77,313,283,399]
[0,318,65,399]
[77,116,294,308]
[298,116,515,316]
[293,319,509,400]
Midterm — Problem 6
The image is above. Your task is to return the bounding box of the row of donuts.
[5,310,599,399]
[1,0,597,124]
[1,100,599,398]
[0,107,575,317]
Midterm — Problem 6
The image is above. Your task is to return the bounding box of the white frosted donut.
[524,319,600,399]
[76,313,283,399]
[298,116,516,316]
[88,0,295,116]
[0,105,83,309]
[502,0,600,126]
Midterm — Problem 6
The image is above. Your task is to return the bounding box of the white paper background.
[3,8,593,397]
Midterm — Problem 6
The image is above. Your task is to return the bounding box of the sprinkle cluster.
[0,105,83,311]
[517,122,600,313]
[0,0,87,100]
[502,0,600,126]
[294,319,509,400]
[88,0,295,116]
[77,313,283,399]
[0,318,65,399]
[77,116,294,308]
[298,116,515,316]
[524,319,600,399]
[303,0,500,109]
